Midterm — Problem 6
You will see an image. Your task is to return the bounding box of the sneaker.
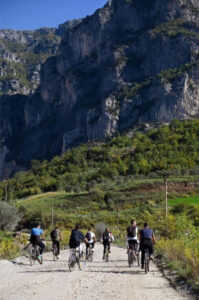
[37,255,42,264]
[57,255,60,259]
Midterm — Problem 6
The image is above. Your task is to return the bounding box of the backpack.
[127,226,136,238]
[103,232,109,241]
[85,232,91,242]
[50,229,57,240]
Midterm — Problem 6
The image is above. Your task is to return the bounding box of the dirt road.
[0,244,192,300]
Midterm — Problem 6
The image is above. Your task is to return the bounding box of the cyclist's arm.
[138,230,142,242]
[152,233,155,244]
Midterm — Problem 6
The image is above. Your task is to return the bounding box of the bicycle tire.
[29,247,36,266]
[87,249,93,262]
[137,251,140,267]
[105,249,109,262]
[53,244,58,261]
[128,250,133,267]
[68,250,76,272]
[144,251,149,274]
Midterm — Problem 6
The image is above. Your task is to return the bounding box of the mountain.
[1,0,199,178]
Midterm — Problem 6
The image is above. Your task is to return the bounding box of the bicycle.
[144,248,150,274]
[128,242,140,267]
[52,243,58,261]
[68,247,82,271]
[29,244,43,266]
[86,244,93,262]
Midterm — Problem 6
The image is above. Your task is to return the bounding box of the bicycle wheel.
[53,244,58,261]
[128,250,133,267]
[105,249,109,262]
[144,251,149,274]
[137,251,140,267]
[29,247,36,266]
[87,247,93,262]
[68,250,76,272]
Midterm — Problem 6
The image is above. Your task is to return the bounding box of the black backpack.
[50,229,57,240]
[103,231,109,241]
[85,232,91,241]
[127,226,136,237]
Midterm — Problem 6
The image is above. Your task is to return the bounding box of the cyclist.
[85,227,96,257]
[139,222,155,269]
[50,226,63,258]
[102,228,114,259]
[69,224,88,254]
[30,224,45,263]
[126,220,139,254]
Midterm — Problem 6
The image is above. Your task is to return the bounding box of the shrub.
[0,240,20,259]
[0,202,22,231]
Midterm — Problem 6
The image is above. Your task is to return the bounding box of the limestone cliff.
[1,0,199,178]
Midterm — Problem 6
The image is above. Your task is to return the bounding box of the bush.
[0,202,22,231]
[0,240,20,259]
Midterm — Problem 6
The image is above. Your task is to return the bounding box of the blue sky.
[0,0,108,30]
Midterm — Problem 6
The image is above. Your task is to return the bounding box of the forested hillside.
[1,119,199,200]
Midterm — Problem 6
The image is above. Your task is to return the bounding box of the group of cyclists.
[30,220,155,269]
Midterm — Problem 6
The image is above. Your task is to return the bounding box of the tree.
[0,202,22,231]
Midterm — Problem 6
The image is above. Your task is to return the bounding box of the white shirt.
[88,231,96,244]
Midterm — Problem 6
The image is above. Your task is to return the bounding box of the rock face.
[1,0,199,178]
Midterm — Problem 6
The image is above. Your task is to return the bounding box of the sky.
[0,0,108,30]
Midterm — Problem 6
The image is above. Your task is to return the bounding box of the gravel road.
[0,244,193,300]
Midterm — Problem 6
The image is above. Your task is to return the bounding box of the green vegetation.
[0,31,60,95]
[157,60,199,83]
[150,18,199,39]
[116,58,199,100]
[1,119,199,292]
[169,195,199,206]
[2,119,199,200]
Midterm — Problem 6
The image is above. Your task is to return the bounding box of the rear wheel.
[53,244,58,261]
[68,251,76,272]
[128,250,133,267]
[88,248,93,262]
[105,249,109,262]
[29,247,36,266]
[144,251,149,274]
[137,251,140,267]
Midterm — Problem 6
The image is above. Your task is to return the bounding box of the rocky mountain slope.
[1,0,199,178]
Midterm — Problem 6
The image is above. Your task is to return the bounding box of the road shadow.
[86,269,143,275]
[20,269,69,274]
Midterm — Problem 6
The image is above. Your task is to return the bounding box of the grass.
[169,195,199,206]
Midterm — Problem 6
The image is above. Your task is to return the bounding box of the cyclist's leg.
[86,243,89,256]
[140,243,145,267]
[107,241,110,252]
[36,240,45,255]
[148,240,154,259]
[128,240,133,250]
[103,242,107,255]
[57,241,60,255]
